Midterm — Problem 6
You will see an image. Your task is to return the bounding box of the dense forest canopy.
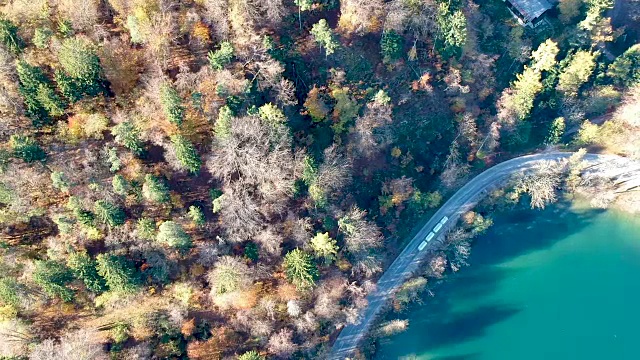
[0,0,638,358]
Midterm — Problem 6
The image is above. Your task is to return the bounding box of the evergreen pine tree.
[112,121,144,155]
[0,18,24,54]
[96,253,140,293]
[160,83,184,126]
[283,249,319,289]
[9,135,46,163]
[67,252,107,293]
[94,200,126,227]
[32,260,74,301]
[171,134,201,173]
[157,221,192,251]
[142,174,171,203]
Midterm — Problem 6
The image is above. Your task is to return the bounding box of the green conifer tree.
[57,37,107,99]
[96,253,140,293]
[32,260,74,301]
[310,19,339,56]
[112,174,129,196]
[67,252,107,293]
[160,83,184,126]
[9,135,46,163]
[208,41,234,70]
[142,174,171,203]
[94,200,126,227]
[112,121,144,155]
[157,221,192,251]
[170,134,201,174]
[283,249,319,289]
[0,18,24,54]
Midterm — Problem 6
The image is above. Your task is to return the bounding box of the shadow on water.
[407,304,523,348]
[376,200,605,359]
[472,202,604,267]
[431,354,481,360]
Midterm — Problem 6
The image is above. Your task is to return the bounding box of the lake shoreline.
[374,199,640,359]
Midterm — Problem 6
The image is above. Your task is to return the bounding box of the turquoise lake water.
[375,203,640,360]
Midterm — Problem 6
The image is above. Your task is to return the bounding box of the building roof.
[508,0,553,22]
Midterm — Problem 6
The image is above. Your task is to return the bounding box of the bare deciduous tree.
[338,207,383,254]
[338,0,386,35]
[385,0,438,39]
[350,91,393,158]
[440,141,471,189]
[29,329,107,360]
[294,311,318,334]
[203,0,231,39]
[207,256,256,310]
[614,85,640,127]
[272,78,298,107]
[0,163,52,222]
[0,319,31,358]
[207,116,296,203]
[217,184,265,243]
[56,0,100,32]
[314,145,352,198]
[287,299,302,317]
[514,161,562,209]
[267,328,297,359]
[254,228,284,256]
[233,309,274,338]
[375,319,409,337]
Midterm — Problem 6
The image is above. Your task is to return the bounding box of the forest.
[0,0,638,359]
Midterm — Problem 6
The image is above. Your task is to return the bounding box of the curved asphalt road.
[328,152,621,360]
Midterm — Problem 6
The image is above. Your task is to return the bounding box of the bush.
[51,171,71,192]
[244,242,258,262]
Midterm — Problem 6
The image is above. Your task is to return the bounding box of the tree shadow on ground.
[376,200,604,359]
